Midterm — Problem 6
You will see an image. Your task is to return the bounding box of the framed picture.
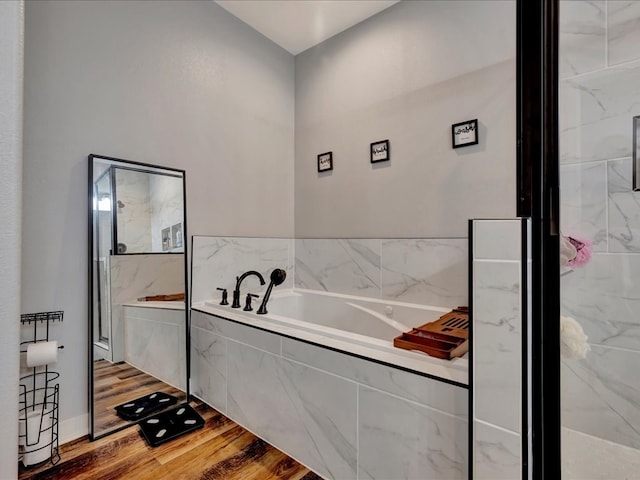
[161,227,171,251]
[171,222,183,248]
[633,116,640,191]
[317,152,333,172]
[370,139,390,163]
[452,119,478,148]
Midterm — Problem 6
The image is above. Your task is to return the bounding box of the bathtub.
[198,288,468,385]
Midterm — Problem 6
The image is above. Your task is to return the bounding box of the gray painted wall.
[0,1,23,476]
[22,0,517,444]
[23,0,294,435]
[294,0,516,238]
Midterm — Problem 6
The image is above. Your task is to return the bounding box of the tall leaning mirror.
[88,154,189,439]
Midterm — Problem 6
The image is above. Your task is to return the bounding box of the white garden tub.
[198,288,468,385]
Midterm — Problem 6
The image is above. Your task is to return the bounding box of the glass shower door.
[94,168,113,349]
[559,1,640,477]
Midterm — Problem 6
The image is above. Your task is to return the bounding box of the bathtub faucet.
[257,268,287,315]
[232,270,265,308]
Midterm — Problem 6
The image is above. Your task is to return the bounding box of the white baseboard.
[59,414,88,444]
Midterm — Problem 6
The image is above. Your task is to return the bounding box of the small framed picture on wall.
[317,151,333,172]
[452,119,478,148]
[370,139,390,163]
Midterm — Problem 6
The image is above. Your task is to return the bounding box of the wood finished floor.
[92,360,185,435]
[18,401,322,480]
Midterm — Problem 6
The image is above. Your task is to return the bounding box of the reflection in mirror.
[113,167,185,254]
[89,154,188,439]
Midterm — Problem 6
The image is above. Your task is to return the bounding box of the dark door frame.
[517,0,561,478]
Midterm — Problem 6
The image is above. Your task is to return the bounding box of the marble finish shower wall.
[115,168,152,253]
[295,238,468,308]
[559,0,640,449]
[150,174,184,252]
[471,219,529,480]
[190,309,468,480]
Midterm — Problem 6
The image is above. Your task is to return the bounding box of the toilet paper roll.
[26,341,58,367]
[23,407,53,466]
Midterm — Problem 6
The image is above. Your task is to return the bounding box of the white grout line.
[474,418,520,437]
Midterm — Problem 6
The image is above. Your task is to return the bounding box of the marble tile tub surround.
[123,305,186,391]
[471,219,527,480]
[109,254,185,363]
[559,0,640,451]
[192,236,468,309]
[190,309,469,480]
[190,236,294,304]
[195,297,467,385]
[295,238,468,308]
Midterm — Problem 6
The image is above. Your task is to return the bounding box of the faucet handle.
[216,288,228,305]
[243,293,259,312]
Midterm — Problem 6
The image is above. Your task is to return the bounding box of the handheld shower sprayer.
[256,268,287,315]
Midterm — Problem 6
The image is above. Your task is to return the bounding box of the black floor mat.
[114,391,178,421]
[138,403,205,447]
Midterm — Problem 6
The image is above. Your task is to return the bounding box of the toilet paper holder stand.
[19,310,64,468]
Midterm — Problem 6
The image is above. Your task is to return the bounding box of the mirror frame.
[88,153,190,440]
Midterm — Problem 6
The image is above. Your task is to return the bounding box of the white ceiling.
[214,0,400,55]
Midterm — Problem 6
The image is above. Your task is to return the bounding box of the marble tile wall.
[123,305,186,391]
[295,238,468,308]
[114,168,153,253]
[192,236,468,309]
[190,236,469,478]
[109,254,184,363]
[190,236,294,304]
[149,174,184,252]
[190,309,469,480]
[560,0,640,451]
[471,219,526,480]
[294,239,381,298]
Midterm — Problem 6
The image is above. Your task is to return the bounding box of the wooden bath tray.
[393,307,469,360]
[137,293,185,302]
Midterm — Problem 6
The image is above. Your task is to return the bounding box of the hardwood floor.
[92,360,185,434]
[18,401,322,480]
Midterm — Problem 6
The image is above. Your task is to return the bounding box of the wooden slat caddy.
[393,307,469,360]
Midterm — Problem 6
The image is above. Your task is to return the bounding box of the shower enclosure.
[558,1,640,478]
[93,167,114,351]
